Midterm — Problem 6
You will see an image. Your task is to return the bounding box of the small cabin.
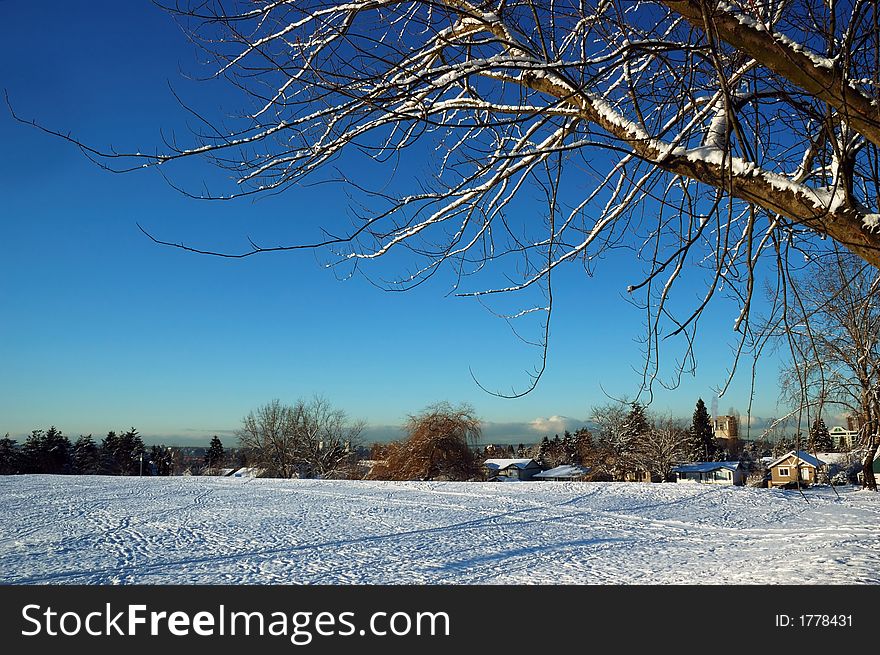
[766,450,825,488]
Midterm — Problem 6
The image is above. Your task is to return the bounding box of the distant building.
[714,415,739,440]
[622,467,659,483]
[829,426,859,451]
[672,461,745,486]
[483,458,542,481]
[533,465,591,481]
[766,450,825,488]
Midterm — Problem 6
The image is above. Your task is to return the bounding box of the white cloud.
[528,415,578,436]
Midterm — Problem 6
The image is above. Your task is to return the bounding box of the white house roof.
[483,458,538,471]
[672,461,742,474]
[534,465,591,479]
[814,452,849,465]
[766,450,825,470]
[231,467,265,478]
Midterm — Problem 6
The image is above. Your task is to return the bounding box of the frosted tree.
[632,417,690,481]
[808,416,833,452]
[238,396,363,478]
[15,0,880,396]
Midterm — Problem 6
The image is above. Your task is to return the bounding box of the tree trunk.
[862,443,878,491]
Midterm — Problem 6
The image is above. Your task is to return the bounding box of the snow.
[715,2,837,70]
[1,475,879,585]
[483,458,536,470]
[814,453,851,466]
[671,461,742,474]
[533,465,591,479]
[863,214,880,231]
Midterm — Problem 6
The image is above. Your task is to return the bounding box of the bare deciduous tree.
[631,417,691,481]
[238,396,363,478]
[772,248,880,489]
[15,0,880,398]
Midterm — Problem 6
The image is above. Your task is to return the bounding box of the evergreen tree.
[573,428,593,465]
[690,398,716,462]
[538,436,550,460]
[100,428,146,475]
[100,431,121,474]
[151,445,174,476]
[808,417,834,452]
[205,435,226,469]
[622,402,650,447]
[772,436,794,457]
[618,402,650,476]
[21,430,44,473]
[72,435,100,474]
[118,428,146,475]
[562,430,578,464]
[0,435,20,474]
[21,427,71,474]
[43,426,71,474]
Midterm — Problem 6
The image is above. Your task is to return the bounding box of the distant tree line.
[507,398,762,483]
[0,428,231,477]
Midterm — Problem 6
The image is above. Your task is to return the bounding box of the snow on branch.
[18,0,880,394]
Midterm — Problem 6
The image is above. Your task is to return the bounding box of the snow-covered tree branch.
[15,0,880,395]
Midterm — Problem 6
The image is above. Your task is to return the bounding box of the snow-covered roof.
[483,458,538,471]
[672,461,742,474]
[813,452,850,465]
[231,467,265,478]
[766,450,825,470]
[534,465,591,479]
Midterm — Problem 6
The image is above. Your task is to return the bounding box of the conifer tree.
[21,427,71,474]
[622,402,650,447]
[808,417,833,453]
[72,435,100,475]
[205,435,226,469]
[151,445,174,476]
[100,428,146,475]
[773,436,794,457]
[690,398,716,462]
[0,435,20,475]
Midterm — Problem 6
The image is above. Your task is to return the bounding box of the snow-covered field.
[2,475,878,584]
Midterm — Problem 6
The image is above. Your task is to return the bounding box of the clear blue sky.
[0,1,789,446]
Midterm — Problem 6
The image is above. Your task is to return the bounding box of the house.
[621,468,658,483]
[829,426,859,451]
[483,458,543,481]
[672,461,745,486]
[766,450,825,488]
[533,464,591,481]
[230,467,265,478]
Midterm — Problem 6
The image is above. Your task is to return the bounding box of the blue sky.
[0,1,791,446]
